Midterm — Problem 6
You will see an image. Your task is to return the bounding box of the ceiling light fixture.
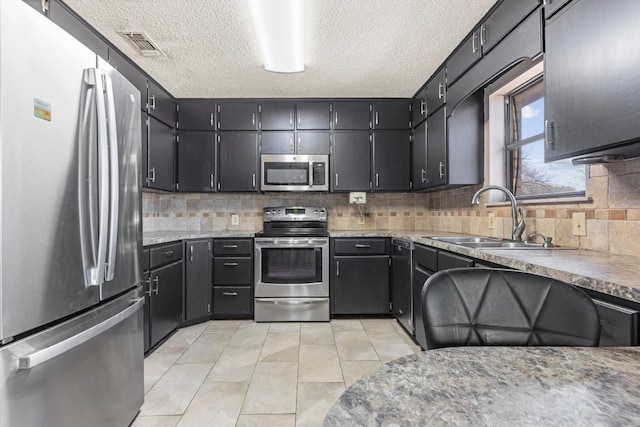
[247,0,304,73]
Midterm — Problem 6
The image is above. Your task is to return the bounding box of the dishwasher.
[391,239,413,335]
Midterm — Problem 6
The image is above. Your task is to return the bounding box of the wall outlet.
[357,214,365,225]
[231,214,239,226]
[488,212,496,230]
[572,212,586,236]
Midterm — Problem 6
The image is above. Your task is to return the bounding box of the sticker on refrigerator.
[34,98,51,121]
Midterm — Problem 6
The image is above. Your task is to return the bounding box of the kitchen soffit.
[63,0,499,99]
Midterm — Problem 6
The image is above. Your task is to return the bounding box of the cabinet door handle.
[149,94,156,110]
[252,112,255,126]
[545,120,554,149]
[439,161,445,179]
[223,244,238,249]
[289,112,293,127]
[297,113,301,126]
[336,261,340,277]
[375,173,379,187]
[420,100,426,116]
[290,136,294,152]
[252,173,256,188]
[223,262,239,267]
[222,292,238,296]
[421,168,426,183]
[164,250,174,258]
[189,245,194,262]
[335,173,339,188]
[438,83,445,100]
[335,111,339,126]
[355,244,371,248]
[375,111,379,126]
[148,167,156,183]
[297,137,301,153]
[472,30,478,53]
[153,277,159,295]
[210,112,214,127]
[480,24,486,47]
[210,174,215,188]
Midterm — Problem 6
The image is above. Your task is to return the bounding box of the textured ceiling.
[63,0,499,99]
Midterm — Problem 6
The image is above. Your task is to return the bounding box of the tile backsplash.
[144,158,640,256]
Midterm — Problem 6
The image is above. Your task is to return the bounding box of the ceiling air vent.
[118,32,165,57]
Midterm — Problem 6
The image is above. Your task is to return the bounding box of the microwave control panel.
[312,162,326,185]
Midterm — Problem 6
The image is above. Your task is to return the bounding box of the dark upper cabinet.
[217,132,259,191]
[108,49,148,111]
[412,121,428,191]
[446,31,482,87]
[481,0,540,54]
[141,114,148,190]
[177,132,216,192]
[297,132,331,155]
[147,116,175,192]
[260,102,295,130]
[372,131,411,191]
[184,240,213,321]
[260,132,295,154]
[178,100,217,131]
[372,100,410,130]
[445,91,483,187]
[411,89,427,129]
[49,0,109,60]
[544,0,572,18]
[217,102,259,131]
[148,80,175,127]
[426,108,447,188]
[296,102,332,130]
[331,131,371,191]
[332,101,371,130]
[426,67,446,115]
[545,0,640,162]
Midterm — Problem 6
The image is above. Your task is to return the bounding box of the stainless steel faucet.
[471,185,526,241]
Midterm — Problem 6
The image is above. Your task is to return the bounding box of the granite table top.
[323,346,640,427]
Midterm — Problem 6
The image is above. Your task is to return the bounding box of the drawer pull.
[164,250,174,258]
[355,244,371,248]
[223,244,238,249]
[223,262,239,267]
[222,292,238,296]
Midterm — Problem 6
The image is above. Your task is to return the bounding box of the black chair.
[421,268,601,350]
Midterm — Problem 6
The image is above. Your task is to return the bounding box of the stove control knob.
[314,210,319,215]
[266,212,270,215]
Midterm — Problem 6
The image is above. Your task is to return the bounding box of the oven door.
[254,237,329,297]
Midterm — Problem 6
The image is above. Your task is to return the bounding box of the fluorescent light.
[247,0,304,73]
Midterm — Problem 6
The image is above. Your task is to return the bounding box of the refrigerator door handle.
[16,297,144,370]
[103,74,119,281]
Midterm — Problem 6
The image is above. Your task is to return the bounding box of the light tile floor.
[133,318,422,427]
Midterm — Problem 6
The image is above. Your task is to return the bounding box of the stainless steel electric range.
[254,207,329,322]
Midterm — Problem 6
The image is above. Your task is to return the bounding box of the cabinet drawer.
[593,299,639,346]
[438,251,474,270]
[414,244,437,272]
[150,242,183,269]
[213,286,252,316]
[213,239,253,256]
[142,248,150,273]
[213,257,252,284]
[333,238,388,255]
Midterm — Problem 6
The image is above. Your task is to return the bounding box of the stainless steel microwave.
[261,154,329,191]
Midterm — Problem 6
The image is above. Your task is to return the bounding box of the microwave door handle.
[309,162,314,187]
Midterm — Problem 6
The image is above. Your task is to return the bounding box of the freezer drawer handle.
[16,297,144,370]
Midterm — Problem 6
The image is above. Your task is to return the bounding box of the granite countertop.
[323,346,640,426]
[143,229,640,303]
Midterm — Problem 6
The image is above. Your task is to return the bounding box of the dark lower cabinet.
[184,240,213,322]
[391,240,413,334]
[177,132,216,192]
[593,300,639,346]
[331,131,371,191]
[142,248,150,353]
[213,238,253,319]
[331,238,390,315]
[147,116,175,191]
[412,244,437,350]
[217,132,259,191]
[150,260,183,348]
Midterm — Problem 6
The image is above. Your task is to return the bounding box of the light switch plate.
[231,214,239,226]
[488,212,496,230]
[349,192,366,204]
[572,212,586,236]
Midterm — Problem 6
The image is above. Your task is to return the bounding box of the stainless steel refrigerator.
[0,0,145,426]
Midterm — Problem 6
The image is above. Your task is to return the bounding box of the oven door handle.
[255,298,325,306]
[256,239,327,247]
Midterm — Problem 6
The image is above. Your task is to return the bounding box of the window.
[505,78,586,199]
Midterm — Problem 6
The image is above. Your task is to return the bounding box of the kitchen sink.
[425,235,574,250]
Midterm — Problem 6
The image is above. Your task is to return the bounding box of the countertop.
[143,229,640,303]
[322,346,640,426]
